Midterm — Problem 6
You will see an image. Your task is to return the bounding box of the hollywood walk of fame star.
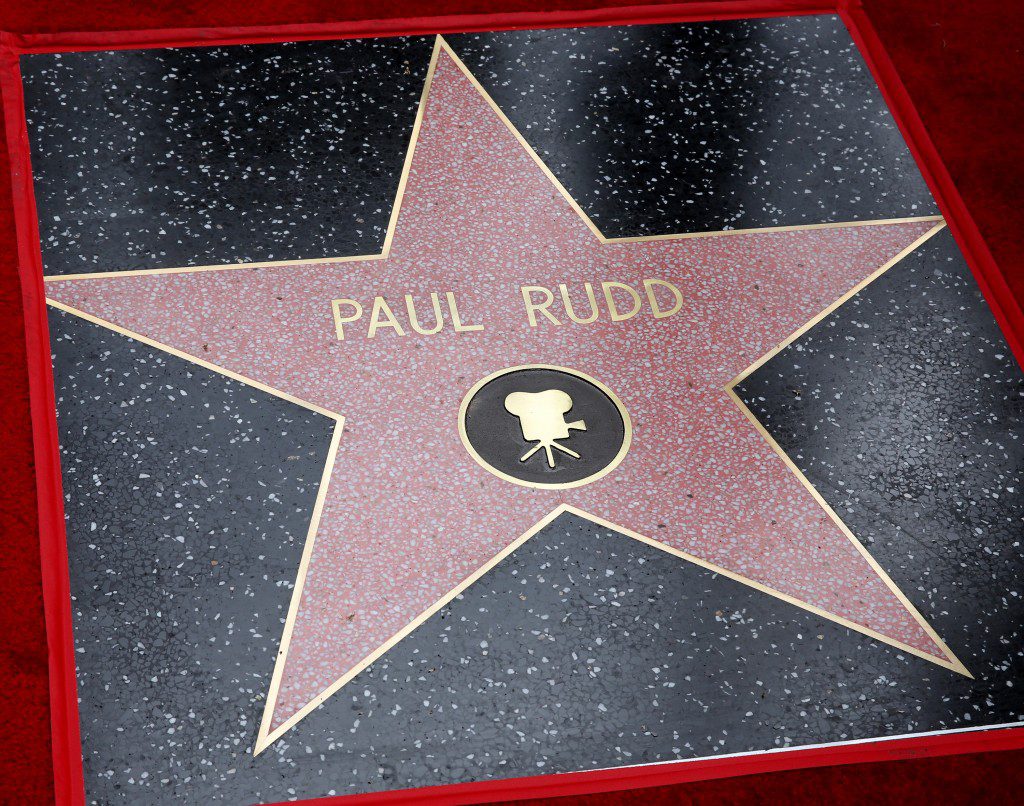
[44,37,964,754]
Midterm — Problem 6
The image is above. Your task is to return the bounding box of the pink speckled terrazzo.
[46,49,950,740]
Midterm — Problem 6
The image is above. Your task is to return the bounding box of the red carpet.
[0,2,1020,802]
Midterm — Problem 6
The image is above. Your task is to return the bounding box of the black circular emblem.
[459,365,631,489]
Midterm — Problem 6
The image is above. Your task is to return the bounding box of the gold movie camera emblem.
[504,389,587,467]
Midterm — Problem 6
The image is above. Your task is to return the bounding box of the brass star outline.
[43,36,961,757]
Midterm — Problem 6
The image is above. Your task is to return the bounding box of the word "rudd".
[521,279,684,327]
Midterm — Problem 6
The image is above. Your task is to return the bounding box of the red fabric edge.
[271,727,1024,805]
[0,34,83,806]
[7,1,831,53]
[2,2,1022,804]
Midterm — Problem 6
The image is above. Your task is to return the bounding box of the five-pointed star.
[46,37,964,754]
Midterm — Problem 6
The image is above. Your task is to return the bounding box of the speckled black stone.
[736,225,1024,698]
[23,15,935,277]
[22,38,433,275]
[49,309,335,803]
[448,15,937,237]
[266,513,1021,802]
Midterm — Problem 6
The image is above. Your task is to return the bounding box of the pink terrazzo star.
[46,40,964,753]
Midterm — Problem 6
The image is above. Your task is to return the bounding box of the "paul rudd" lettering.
[330,278,684,340]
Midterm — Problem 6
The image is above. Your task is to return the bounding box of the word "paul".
[331,292,483,340]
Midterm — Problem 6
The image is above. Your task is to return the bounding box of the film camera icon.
[504,389,587,468]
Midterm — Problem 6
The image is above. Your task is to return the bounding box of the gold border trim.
[42,37,970,757]
[457,364,632,490]
[41,35,943,284]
